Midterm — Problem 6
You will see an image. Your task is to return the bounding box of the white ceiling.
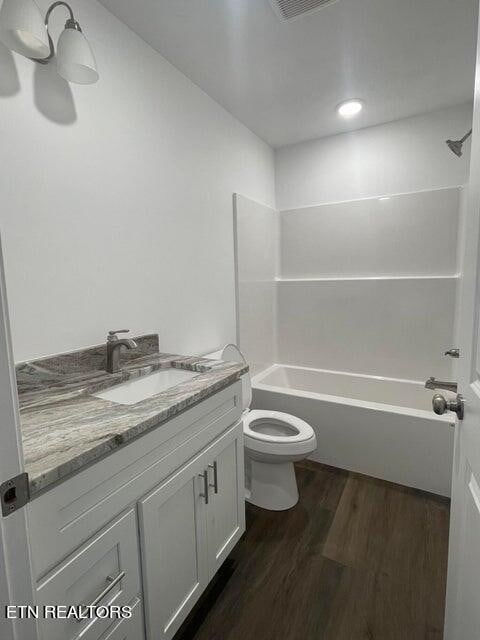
[99,0,478,148]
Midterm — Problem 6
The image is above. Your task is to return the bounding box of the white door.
[0,235,38,640]
[138,452,209,640]
[204,422,245,577]
[444,9,480,637]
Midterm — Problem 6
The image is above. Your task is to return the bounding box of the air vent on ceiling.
[269,0,339,21]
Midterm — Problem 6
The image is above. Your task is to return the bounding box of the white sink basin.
[93,368,199,405]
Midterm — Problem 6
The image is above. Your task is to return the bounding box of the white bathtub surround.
[252,365,454,496]
[234,188,461,383]
[280,189,460,278]
[276,186,460,381]
[277,276,457,381]
[233,194,278,375]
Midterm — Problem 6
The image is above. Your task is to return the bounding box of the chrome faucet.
[425,376,458,393]
[106,330,138,374]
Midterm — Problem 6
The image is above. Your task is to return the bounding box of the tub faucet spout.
[425,377,458,393]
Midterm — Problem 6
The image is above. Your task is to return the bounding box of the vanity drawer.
[36,509,141,640]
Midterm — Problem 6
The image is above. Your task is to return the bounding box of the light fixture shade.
[0,0,49,58]
[56,27,98,85]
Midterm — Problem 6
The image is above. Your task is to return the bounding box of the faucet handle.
[108,329,130,341]
[444,348,460,358]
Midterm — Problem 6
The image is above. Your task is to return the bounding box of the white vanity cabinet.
[28,382,245,640]
[139,422,245,640]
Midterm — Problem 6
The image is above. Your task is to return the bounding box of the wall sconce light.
[0,0,98,84]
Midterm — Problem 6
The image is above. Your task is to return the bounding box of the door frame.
[0,233,38,640]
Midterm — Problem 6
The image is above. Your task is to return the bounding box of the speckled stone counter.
[16,335,247,497]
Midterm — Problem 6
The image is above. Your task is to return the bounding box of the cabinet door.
[204,422,245,577]
[138,453,208,640]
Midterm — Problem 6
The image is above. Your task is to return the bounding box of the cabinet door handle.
[199,471,209,504]
[78,570,126,619]
[208,461,218,494]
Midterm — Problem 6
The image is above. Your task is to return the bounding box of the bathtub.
[251,364,455,496]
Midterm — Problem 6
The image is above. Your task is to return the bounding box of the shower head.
[446,139,464,157]
[446,129,472,157]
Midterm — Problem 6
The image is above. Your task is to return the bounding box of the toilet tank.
[203,346,251,411]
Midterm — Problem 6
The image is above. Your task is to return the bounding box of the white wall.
[0,0,275,362]
[234,194,277,375]
[276,103,472,210]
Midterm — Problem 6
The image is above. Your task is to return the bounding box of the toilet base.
[247,459,299,511]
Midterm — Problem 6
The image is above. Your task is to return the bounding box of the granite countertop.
[16,335,247,498]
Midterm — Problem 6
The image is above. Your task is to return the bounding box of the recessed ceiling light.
[337,99,363,118]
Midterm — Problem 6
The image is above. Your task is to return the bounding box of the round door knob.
[432,394,448,415]
[432,393,464,420]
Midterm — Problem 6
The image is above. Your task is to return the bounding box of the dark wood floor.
[177,461,450,640]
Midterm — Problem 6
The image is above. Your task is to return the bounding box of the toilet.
[218,345,317,511]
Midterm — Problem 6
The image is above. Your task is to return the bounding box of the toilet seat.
[243,409,316,457]
[244,409,314,443]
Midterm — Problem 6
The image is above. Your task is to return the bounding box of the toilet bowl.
[215,344,317,511]
[243,409,317,510]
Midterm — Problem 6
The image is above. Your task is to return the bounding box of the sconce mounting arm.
[33,1,80,65]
